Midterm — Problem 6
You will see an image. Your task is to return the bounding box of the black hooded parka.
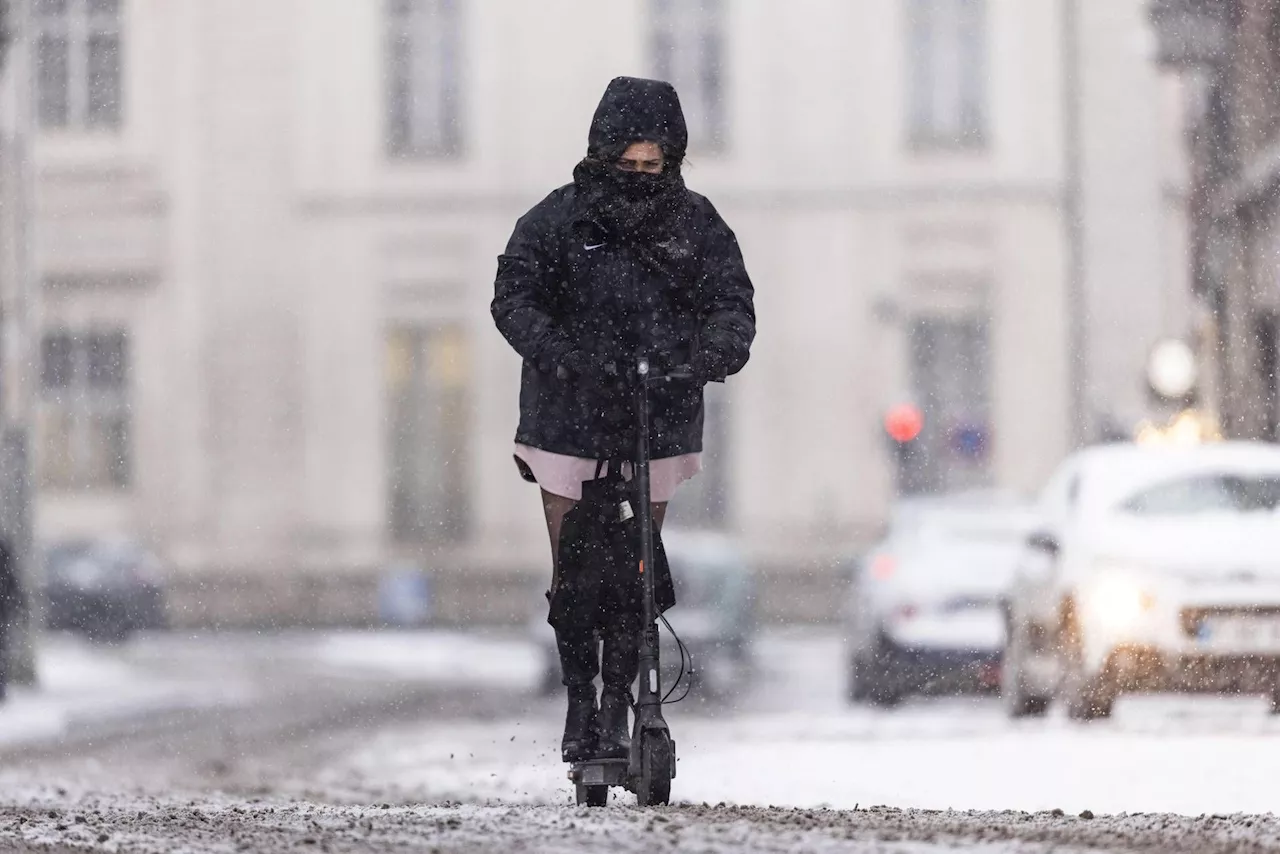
[492,77,756,462]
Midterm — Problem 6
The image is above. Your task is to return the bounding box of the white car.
[845,495,1035,706]
[1002,441,1280,721]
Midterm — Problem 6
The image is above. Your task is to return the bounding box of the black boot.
[597,620,639,759]
[596,685,632,759]
[562,683,599,762]
[555,627,600,762]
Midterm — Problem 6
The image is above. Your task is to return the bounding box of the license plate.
[1198,616,1280,650]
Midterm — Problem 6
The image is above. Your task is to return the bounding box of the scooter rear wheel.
[575,783,608,807]
[636,731,672,806]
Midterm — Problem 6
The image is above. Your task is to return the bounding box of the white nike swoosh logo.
[583,243,606,251]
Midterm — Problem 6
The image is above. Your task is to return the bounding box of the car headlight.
[1080,573,1157,630]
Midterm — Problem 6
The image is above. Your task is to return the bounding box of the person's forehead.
[619,141,663,157]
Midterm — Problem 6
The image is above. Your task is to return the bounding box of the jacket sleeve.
[696,207,757,377]
[491,206,575,373]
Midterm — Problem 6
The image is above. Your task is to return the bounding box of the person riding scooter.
[491,76,756,763]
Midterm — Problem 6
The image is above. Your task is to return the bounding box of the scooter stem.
[630,356,667,776]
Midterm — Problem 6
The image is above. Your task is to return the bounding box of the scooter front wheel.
[636,731,672,806]
[575,783,608,807]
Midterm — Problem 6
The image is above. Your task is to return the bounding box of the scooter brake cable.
[658,611,694,704]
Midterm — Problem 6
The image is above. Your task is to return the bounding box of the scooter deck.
[568,758,628,787]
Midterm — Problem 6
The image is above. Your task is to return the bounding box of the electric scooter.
[568,355,687,807]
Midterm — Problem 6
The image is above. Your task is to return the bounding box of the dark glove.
[691,347,731,385]
[556,350,618,383]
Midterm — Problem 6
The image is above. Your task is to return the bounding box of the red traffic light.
[884,404,923,443]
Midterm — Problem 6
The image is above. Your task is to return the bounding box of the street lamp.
[1148,0,1236,436]
[1147,338,1198,401]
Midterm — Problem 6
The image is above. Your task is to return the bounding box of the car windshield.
[896,536,1025,581]
[45,542,141,584]
[1120,473,1280,516]
[44,543,92,578]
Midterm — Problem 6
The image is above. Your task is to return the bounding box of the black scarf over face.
[573,155,689,272]
[576,77,693,273]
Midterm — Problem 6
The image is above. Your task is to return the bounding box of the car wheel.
[868,679,902,708]
[1002,616,1050,719]
[847,655,871,703]
[1064,681,1113,720]
[850,643,901,708]
[1059,610,1114,722]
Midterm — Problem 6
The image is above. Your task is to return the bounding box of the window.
[385,0,462,158]
[385,323,468,542]
[35,0,122,131]
[650,0,727,154]
[906,0,986,149]
[38,328,130,490]
[908,313,991,492]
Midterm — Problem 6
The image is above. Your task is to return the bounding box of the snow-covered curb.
[0,637,245,748]
[308,630,541,691]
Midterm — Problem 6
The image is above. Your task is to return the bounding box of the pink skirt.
[513,444,702,502]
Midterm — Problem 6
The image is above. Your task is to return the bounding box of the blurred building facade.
[1152,0,1280,441]
[20,0,1186,623]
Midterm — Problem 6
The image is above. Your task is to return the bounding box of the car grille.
[1180,605,1280,638]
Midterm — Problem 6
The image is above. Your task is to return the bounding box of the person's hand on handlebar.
[690,348,730,385]
[651,352,727,386]
[663,364,695,382]
[555,349,619,383]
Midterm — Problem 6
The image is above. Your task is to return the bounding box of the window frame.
[384,0,463,160]
[34,0,123,132]
[905,0,988,152]
[384,322,470,543]
[906,310,993,492]
[38,326,132,492]
[649,0,728,156]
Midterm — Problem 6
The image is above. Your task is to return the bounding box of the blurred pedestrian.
[491,76,756,763]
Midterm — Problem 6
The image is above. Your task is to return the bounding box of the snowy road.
[0,630,1277,851]
[328,630,1280,816]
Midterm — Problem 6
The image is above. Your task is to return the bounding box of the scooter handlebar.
[635,357,694,385]
[642,367,694,385]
